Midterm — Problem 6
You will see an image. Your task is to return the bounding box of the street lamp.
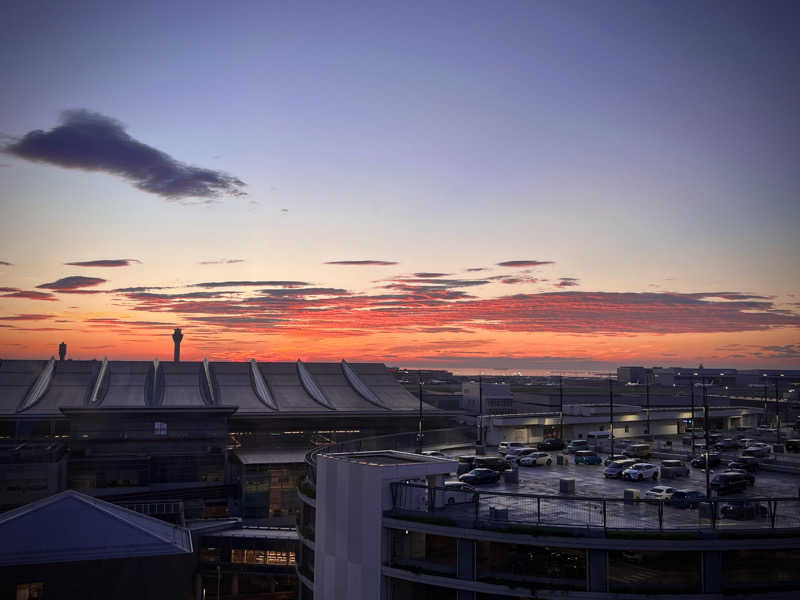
[559,374,565,441]
[416,374,424,453]
[608,377,615,458]
[644,379,651,435]
[689,377,696,457]
[703,383,711,502]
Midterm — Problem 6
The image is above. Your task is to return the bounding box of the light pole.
[416,374,424,453]
[645,379,651,436]
[559,375,565,441]
[776,375,783,446]
[690,377,696,456]
[608,377,615,458]
[703,383,711,502]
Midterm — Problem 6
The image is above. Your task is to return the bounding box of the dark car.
[690,453,721,469]
[574,450,602,465]
[603,454,629,466]
[710,472,749,495]
[660,459,690,478]
[725,468,755,486]
[785,439,800,453]
[717,438,742,450]
[727,456,759,472]
[720,501,769,520]
[668,489,706,509]
[456,455,476,476]
[537,438,565,451]
[473,456,511,472]
[458,468,501,485]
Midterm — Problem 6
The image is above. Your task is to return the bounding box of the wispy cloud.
[0,290,59,301]
[190,280,309,289]
[36,276,106,291]
[64,259,141,267]
[198,258,245,265]
[325,260,398,266]
[0,314,54,321]
[556,277,580,288]
[0,261,11,266]
[4,110,246,201]
[497,260,554,268]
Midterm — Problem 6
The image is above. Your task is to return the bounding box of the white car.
[498,441,525,455]
[441,482,476,505]
[518,452,553,467]
[506,447,537,463]
[622,463,660,481]
[645,485,676,500]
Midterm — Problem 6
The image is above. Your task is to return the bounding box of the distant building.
[461,381,513,414]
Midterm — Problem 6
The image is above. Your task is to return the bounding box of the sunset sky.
[1,1,798,373]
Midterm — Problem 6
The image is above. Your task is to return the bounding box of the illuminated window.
[231,549,244,563]
[154,422,167,436]
[16,583,44,600]
[266,550,296,565]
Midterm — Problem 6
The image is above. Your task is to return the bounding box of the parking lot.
[428,445,800,531]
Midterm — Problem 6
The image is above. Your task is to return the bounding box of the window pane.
[608,550,700,594]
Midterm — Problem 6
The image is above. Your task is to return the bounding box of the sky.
[0,0,798,373]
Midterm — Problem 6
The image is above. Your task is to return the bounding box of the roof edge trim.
[88,357,108,405]
[341,359,387,409]
[17,357,55,412]
[296,359,335,410]
[249,359,278,410]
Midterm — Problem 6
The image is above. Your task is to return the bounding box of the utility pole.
[763,382,768,427]
[645,380,651,435]
[416,374,424,453]
[559,375,564,440]
[775,376,781,446]
[703,383,711,502]
[690,378,696,456]
[609,377,615,458]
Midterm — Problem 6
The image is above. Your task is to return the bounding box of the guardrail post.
[537,496,541,524]
[602,499,607,531]
[658,501,663,530]
[771,500,777,529]
[474,491,480,527]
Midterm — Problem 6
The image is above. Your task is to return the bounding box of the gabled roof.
[0,490,192,566]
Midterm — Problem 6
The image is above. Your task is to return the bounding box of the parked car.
[456,455,476,476]
[622,463,659,481]
[742,445,771,458]
[690,453,721,469]
[623,444,652,459]
[441,482,476,505]
[473,456,510,472]
[710,472,749,495]
[660,459,690,478]
[603,459,638,478]
[537,438,565,451]
[785,439,800,453]
[519,451,553,466]
[574,450,602,465]
[727,456,760,472]
[458,468,501,485]
[603,454,628,466]
[566,440,589,454]
[723,469,755,486]
[421,450,446,458]
[498,441,526,456]
[645,485,676,500]
[669,489,705,509]
[720,501,768,520]
[506,447,537,463]
[717,438,742,450]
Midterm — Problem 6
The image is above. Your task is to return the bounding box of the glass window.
[388,579,458,600]
[231,549,244,563]
[200,546,220,562]
[476,541,585,591]
[608,550,700,594]
[389,529,457,576]
[16,583,44,600]
[722,549,800,592]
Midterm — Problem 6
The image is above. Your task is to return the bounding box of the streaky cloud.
[325,260,398,266]
[497,260,554,268]
[4,110,246,201]
[1,290,59,301]
[36,276,106,290]
[65,259,141,267]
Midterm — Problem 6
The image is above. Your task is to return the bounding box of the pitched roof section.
[0,490,192,566]
[0,360,48,414]
[21,360,99,414]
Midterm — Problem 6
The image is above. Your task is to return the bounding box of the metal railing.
[390,481,800,533]
[304,426,475,481]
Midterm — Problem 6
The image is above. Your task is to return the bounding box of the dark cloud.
[85,318,175,328]
[259,287,349,297]
[0,287,18,293]
[325,260,398,266]
[198,259,245,265]
[190,280,309,289]
[37,276,106,291]
[110,286,171,293]
[0,314,53,321]
[413,272,450,278]
[0,290,59,301]
[4,110,246,201]
[0,261,11,266]
[497,260,555,268]
[556,277,580,288]
[756,344,800,359]
[64,259,141,267]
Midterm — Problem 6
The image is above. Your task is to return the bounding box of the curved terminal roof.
[0,360,48,414]
[22,360,99,414]
[99,361,153,408]
[0,359,436,416]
